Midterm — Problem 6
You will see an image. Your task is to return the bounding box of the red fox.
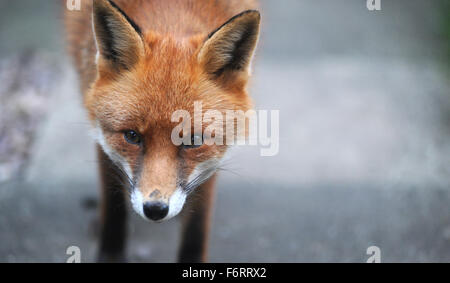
[65,0,260,262]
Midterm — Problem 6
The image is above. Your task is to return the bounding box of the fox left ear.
[92,0,144,75]
[198,10,260,82]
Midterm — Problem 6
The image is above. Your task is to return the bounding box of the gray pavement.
[0,0,449,262]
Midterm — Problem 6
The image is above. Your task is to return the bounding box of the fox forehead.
[87,35,243,132]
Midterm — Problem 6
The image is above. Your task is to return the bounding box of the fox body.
[65,0,260,262]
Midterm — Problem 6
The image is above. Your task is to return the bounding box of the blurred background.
[0,0,449,262]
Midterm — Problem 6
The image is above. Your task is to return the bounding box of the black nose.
[143,201,169,221]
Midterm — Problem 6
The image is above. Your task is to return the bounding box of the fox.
[65,0,260,262]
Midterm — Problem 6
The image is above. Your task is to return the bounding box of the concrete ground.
[0,0,449,262]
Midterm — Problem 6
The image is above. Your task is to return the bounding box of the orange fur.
[66,0,259,199]
[65,0,260,261]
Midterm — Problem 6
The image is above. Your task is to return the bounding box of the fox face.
[86,0,260,221]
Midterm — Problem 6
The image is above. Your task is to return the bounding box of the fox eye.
[184,134,203,149]
[124,130,141,145]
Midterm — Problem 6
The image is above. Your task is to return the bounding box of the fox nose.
[143,201,169,221]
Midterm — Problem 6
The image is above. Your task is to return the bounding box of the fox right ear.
[92,0,144,74]
[198,10,260,83]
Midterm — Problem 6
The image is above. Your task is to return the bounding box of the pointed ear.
[198,10,260,82]
[92,0,144,73]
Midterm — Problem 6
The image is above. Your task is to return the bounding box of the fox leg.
[97,146,128,262]
[177,174,216,263]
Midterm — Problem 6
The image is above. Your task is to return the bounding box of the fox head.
[86,0,260,221]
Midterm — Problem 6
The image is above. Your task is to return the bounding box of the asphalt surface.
[0,0,449,262]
